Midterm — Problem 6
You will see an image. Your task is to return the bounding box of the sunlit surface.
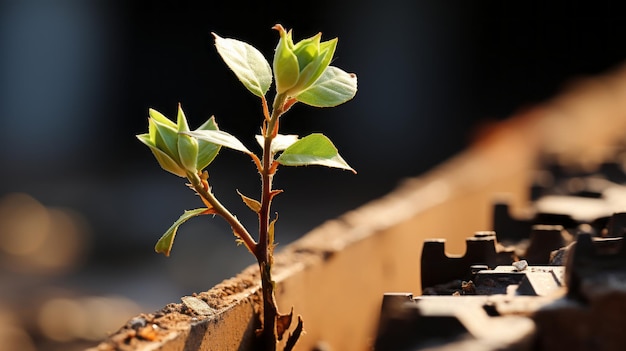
[1,1,624,350]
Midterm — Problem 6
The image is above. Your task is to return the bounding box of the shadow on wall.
[1,1,625,350]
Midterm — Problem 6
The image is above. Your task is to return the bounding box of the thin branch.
[186,171,257,254]
[262,96,271,122]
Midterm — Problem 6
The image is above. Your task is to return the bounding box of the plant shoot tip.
[139,24,357,350]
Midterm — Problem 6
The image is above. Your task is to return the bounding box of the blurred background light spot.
[80,296,141,341]
[36,295,141,343]
[0,193,92,274]
[0,193,50,256]
[0,305,36,351]
[0,326,37,351]
[37,297,84,342]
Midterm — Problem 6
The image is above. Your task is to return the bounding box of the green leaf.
[255,134,299,155]
[137,134,187,177]
[296,66,357,107]
[213,33,272,98]
[195,117,221,170]
[292,37,337,95]
[155,208,211,256]
[185,130,252,154]
[290,50,327,95]
[177,104,190,132]
[273,28,300,94]
[276,133,355,173]
[151,118,179,160]
[177,134,199,173]
[149,108,176,129]
[292,32,321,71]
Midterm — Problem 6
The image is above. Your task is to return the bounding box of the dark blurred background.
[0,1,625,349]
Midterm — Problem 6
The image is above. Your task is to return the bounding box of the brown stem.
[258,262,278,351]
[262,96,271,122]
[187,92,299,350]
[255,93,288,350]
[186,171,257,254]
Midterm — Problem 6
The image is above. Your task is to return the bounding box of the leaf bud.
[177,133,199,174]
[272,24,337,97]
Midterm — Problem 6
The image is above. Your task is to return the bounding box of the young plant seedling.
[137,24,357,350]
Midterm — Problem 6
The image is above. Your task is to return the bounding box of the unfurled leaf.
[237,190,261,213]
[196,116,219,131]
[255,134,299,155]
[276,133,356,173]
[195,117,221,170]
[155,208,212,256]
[296,66,357,107]
[185,130,252,154]
[213,33,272,98]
